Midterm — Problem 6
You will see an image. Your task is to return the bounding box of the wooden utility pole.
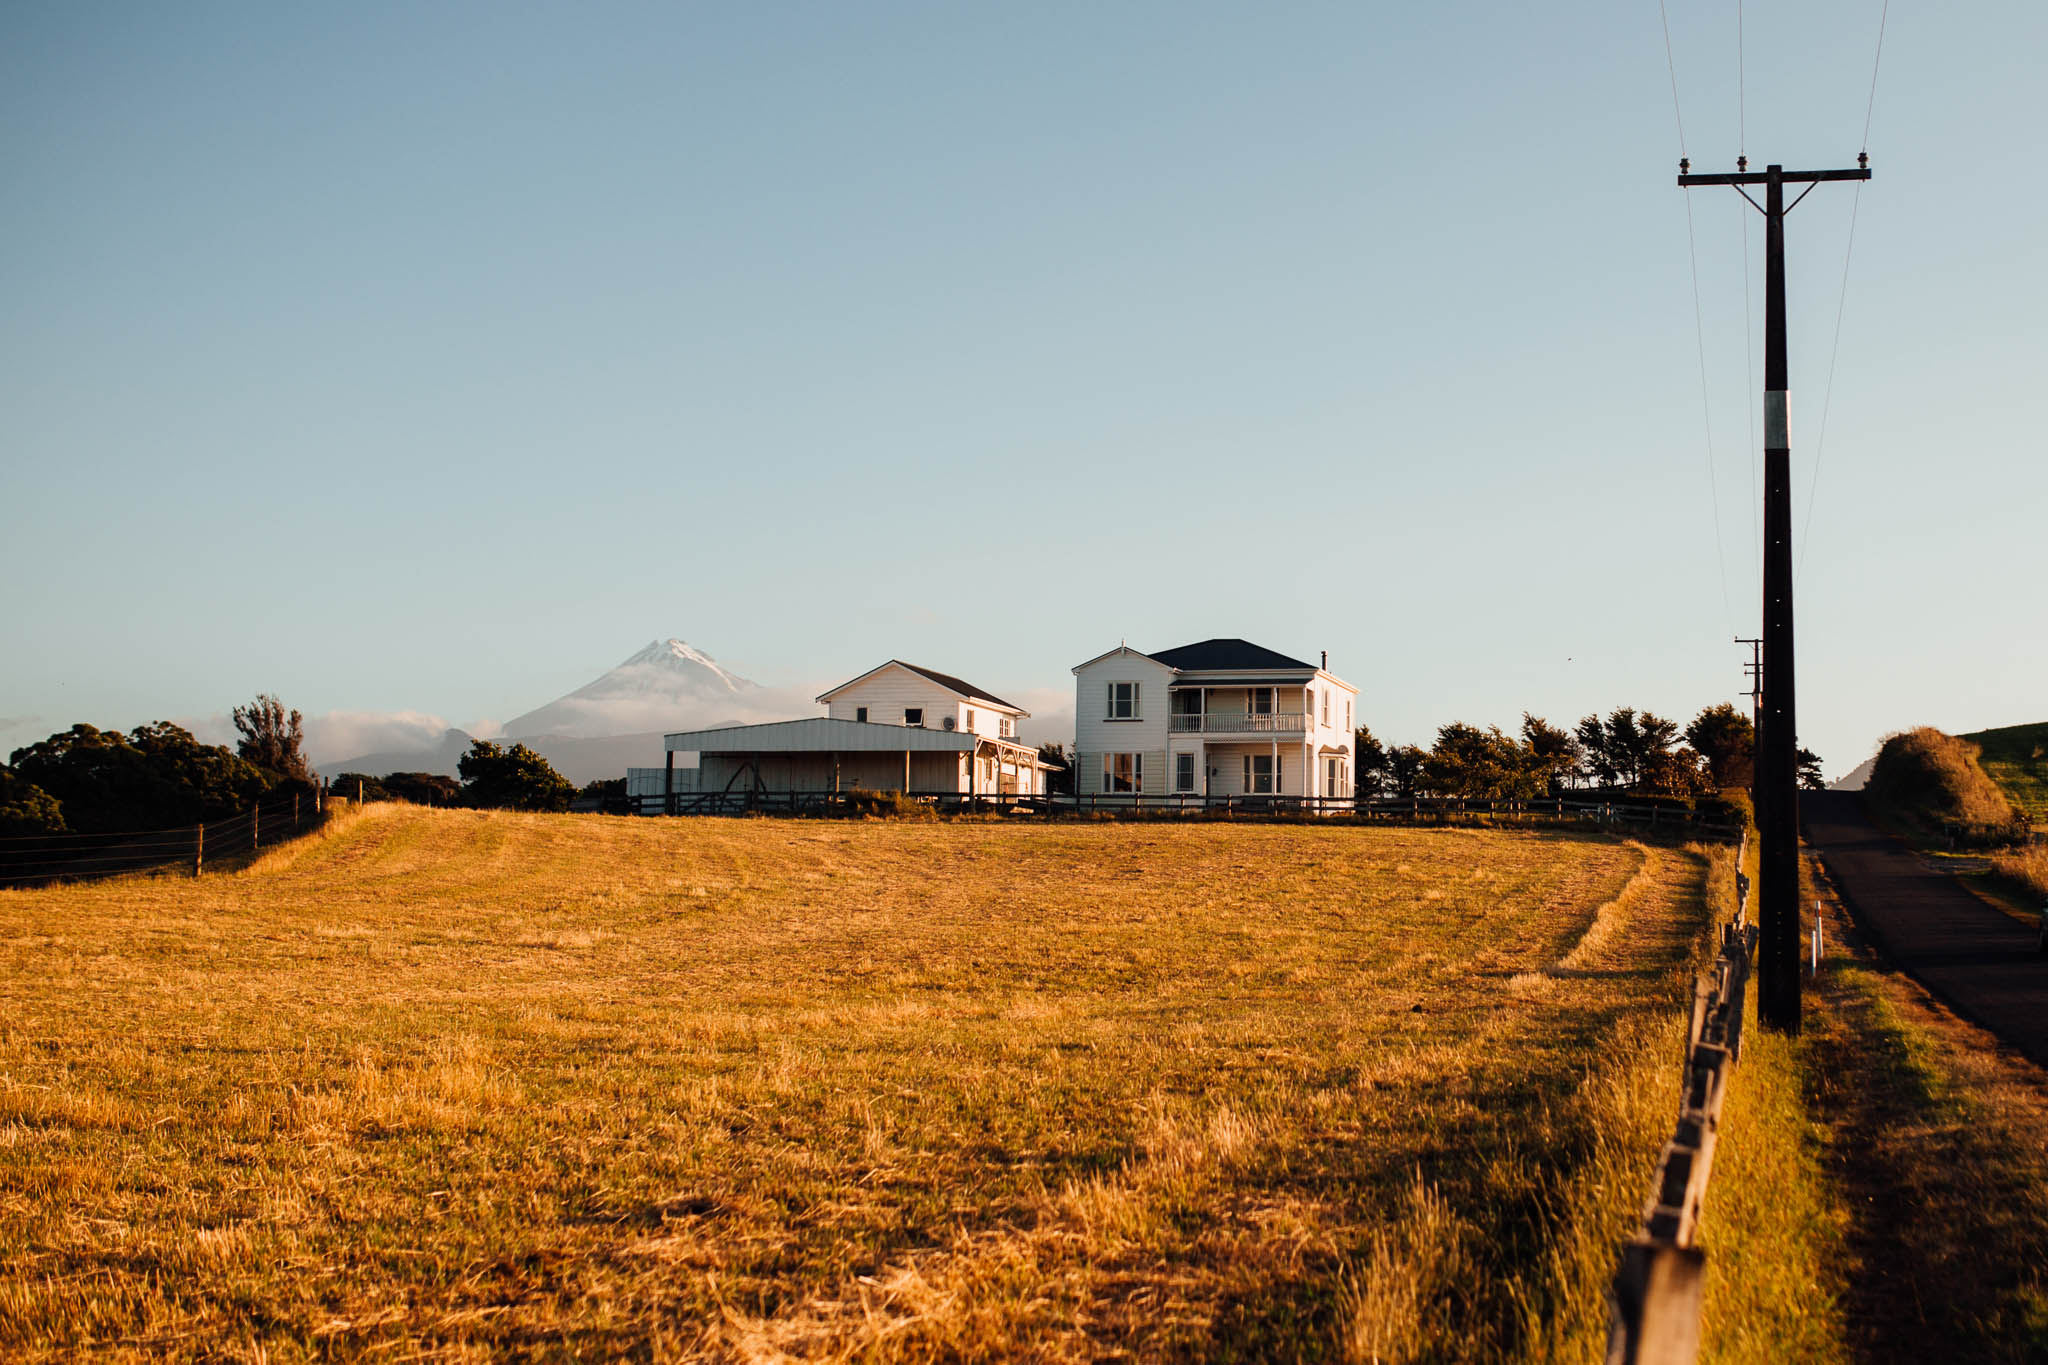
[1679,156,1871,1033]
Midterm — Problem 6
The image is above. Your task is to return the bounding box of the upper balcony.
[1169,713,1310,735]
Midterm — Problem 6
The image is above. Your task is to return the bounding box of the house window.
[1103,752,1142,793]
[1249,688,1272,716]
[1243,753,1275,794]
[1174,752,1196,793]
[1345,699,1351,731]
[999,717,1013,738]
[1327,756,1345,797]
[905,707,924,727]
[1107,682,1141,720]
[966,708,976,732]
[1321,690,1330,725]
[855,706,868,723]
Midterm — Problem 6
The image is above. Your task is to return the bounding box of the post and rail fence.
[621,787,1742,834]
[0,786,328,889]
[1605,829,1757,1365]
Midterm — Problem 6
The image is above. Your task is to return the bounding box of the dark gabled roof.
[1148,638,1316,673]
[895,661,1025,712]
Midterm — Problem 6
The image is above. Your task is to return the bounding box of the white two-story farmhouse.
[644,660,1049,799]
[1072,639,1358,799]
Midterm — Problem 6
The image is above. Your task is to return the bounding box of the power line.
[1798,183,1865,581]
[1682,191,1736,634]
[1737,0,1746,157]
[1658,0,1689,157]
[1659,0,1735,633]
[1798,0,1888,580]
[1741,195,1758,599]
[1861,0,1890,153]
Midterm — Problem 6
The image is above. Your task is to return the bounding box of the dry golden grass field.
[1,806,1765,1362]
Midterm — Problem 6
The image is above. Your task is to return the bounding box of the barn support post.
[664,750,675,815]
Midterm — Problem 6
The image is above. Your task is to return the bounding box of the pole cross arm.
[1678,168,1871,187]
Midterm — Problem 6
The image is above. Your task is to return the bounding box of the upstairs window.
[1321,690,1329,725]
[999,717,1013,738]
[1107,682,1141,720]
[855,706,868,723]
[966,708,976,732]
[905,707,924,727]
[1249,688,1273,716]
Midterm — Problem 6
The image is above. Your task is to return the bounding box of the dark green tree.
[386,772,462,806]
[0,768,65,836]
[1036,742,1074,796]
[329,772,391,803]
[1684,703,1756,789]
[457,741,575,812]
[1575,714,1618,789]
[232,693,310,782]
[1797,746,1826,792]
[1521,714,1581,794]
[1353,725,1389,798]
[10,723,271,833]
[1386,745,1427,800]
[1423,723,1546,800]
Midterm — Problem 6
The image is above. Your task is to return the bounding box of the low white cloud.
[302,710,455,766]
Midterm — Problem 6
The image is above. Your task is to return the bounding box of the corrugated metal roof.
[664,717,976,754]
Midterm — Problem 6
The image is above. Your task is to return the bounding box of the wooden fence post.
[1608,1239,1706,1365]
[194,823,204,878]
[252,804,260,851]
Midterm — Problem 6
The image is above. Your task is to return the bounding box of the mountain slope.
[503,639,771,740]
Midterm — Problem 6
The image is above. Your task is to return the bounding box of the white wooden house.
[639,660,1049,799]
[1071,639,1358,799]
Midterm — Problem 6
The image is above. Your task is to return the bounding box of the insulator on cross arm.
[1680,158,1690,173]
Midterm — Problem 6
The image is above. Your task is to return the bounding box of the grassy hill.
[1963,721,2048,820]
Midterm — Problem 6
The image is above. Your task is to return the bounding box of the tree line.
[1,697,586,838]
[1352,703,1821,802]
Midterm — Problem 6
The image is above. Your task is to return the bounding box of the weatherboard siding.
[1073,751,1169,797]
[1073,652,1174,767]
[824,668,966,732]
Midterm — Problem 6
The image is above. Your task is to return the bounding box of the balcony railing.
[1169,713,1310,734]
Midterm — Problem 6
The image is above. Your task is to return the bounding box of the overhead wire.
[1661,0,1737,635]
[1737,0,1757,608]
[1798,0,1889,580]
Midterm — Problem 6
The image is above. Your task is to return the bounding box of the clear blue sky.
[3,2,2042,776]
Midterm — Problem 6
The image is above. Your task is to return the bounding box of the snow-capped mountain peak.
[502,637,777,739]
[611,638,751,693]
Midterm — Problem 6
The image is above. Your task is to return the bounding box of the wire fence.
[0,788,326,888]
